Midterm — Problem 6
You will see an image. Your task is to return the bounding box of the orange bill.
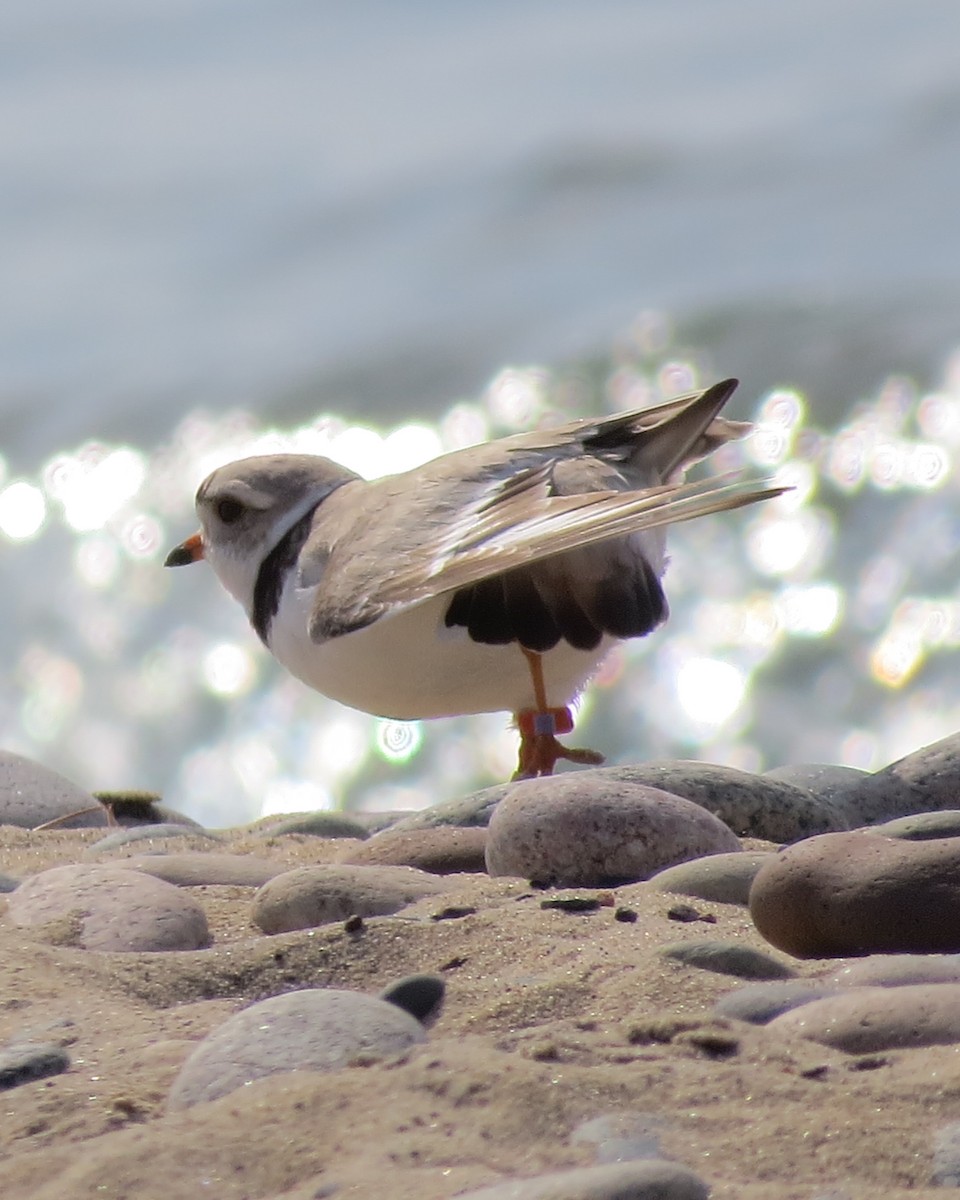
[164,531,205,567]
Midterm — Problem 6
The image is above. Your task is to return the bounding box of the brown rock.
[768,982,960,1053]
[339,826,487,874]
[749,831,960,958]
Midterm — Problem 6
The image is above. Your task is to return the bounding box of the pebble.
[251,863,449,934]
[378,973,446,1026]
[450,1161,709,1200]
[248,811,371,839]
[339,825,488,874]
[605,761,849,842]
[865,810,960,840]
[167,988,427,1109]
[84,824,223,855]
[932,1121,960,1187]
[387,785,507,832]
[485,775,740,887]
[762,763,869,807]
[842,732,960,825]
[116,852,284,888]
[0,1042,71,1089]
[571,1112,667,1163]
[768,982,960,1053]
[749,831,960,958]
[0,750,107,829]
[660,939,795,980]
[7,863,210,952]
[826,953,960,988]
[0,871,20,893]
[712,980,842,1024]
[648,851,776,905]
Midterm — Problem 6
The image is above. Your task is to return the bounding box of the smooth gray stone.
[486,776,739,888]
[844,732,960,825]
[648,852,775,905]
[571,1113,667,1163]
[0,1042,70,1089]
[388,786,508,832]
[867,810,960,840]
[932,1121,960,1187]
[8,863,210,952]
[252,863,448,934]
[0,872,20,893]
[84,824,223,854]
[712,981,842,1024]
[0,751,107,829]
[605,762,849,842]
[251,811,371,839]
[117,852,284,888]
[763,763,869,806]
[828,954,960,988]
[168,988,427,1109]
[379,974,445,1027]
[661,939,795,980]
[452,1160,709,1200]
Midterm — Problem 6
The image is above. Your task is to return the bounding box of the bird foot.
[513,707,605,779]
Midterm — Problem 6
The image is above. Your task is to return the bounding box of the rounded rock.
[339,826,488,874]
[7,863,210,951]
[117,852,284,888]
[827,953,960,988]
[0,751,107,829]
[749,831,960,958]
[648,851,775,905]
[661,939,795,980]
[763,763,868,808]
[379,973,446,1026]
[452,1160,709,1200]
[844,732,960,825]
[485,776,740,887]
[712,980,842,1024]
[251,863,448,934]
[167,988,427,1109]
[608,761,848,842]
[768,982,960,1053]
[866,810,960,841]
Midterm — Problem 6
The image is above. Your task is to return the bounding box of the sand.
[0,824,957,1199]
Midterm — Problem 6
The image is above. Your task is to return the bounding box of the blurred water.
[1,1,960,822]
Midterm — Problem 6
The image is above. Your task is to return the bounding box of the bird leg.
[513,648,605,779]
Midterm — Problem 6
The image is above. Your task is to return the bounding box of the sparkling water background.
[2,1,960,824]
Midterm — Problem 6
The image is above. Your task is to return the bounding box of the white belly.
[266,586,613,720]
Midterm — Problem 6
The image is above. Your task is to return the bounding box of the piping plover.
[166,378,783,776]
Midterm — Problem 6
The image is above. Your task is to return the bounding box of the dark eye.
[216,497,245,524]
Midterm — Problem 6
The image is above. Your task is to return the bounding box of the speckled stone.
[339,826,488,874]
[660,939,795,980]
[749,831,960,958]
[865,810,960,840]
[712,980,842,1024]
[251,863,449,934]
[485,775,740,888]
[0,751,107,829]
[116,852,284,887]
[0,1042,71,1089]
[768,982,960,1053]
[167,988,427,1109]
[248,811,371,839]
[451,1161,709,1200]
[387,786,507,832]
[827,953,960,988]
[648,851,775,905]
[763,763,869,807]
[607,761,849,842]
[841,732,960,825]
[83,824,223,855]
[7,863,210,951]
